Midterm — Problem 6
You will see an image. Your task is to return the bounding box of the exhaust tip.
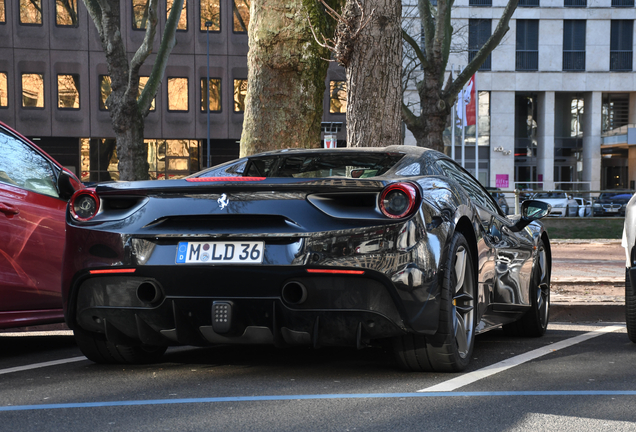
[281,281,308,305]
[137,280,163,305]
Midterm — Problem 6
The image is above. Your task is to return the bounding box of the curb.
[551,277,623,285]
[550,302,625,323]
[550,238,622,245]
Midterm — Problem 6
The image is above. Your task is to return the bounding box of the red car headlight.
[379,182,420,219]
[70,189,100,221]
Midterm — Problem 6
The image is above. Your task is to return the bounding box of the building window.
[200,0,220,31]
[132,0,149,30]
[516,20,539,71]
[20,0,42,25]
[56,0,78,26]
[0,0,5,23]
[564,0,586,7]
[233,0,249,33]
[168,77,189,111]
[469,19,492,71]
[514,94,538,157]
[200,78,221,112]
[610,20,633,71]
[602,93,630,133]
[612,0,634,6]
[139,76,156,111]
[0,73,7,107]
[99,75,111,110]
[147,139,199,180]
[22,74,44,108]
[167,0,187,31]
[563,20,585,71]
[469,0,492,6]
[57,74,80,109]
[329,81,347,114]
[519,0,540,6]
[233,79,247,112]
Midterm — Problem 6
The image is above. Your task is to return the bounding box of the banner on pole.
[456,75,476,127]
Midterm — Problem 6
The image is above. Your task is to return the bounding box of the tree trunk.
[344,0,401,148]
[404,73,451,152]
[112,105,149,180]
[240,0,330,157]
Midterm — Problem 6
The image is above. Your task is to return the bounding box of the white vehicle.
[574,197,592,217]
[532,191,579,217]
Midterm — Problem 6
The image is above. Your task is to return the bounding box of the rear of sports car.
[62,172,449,360]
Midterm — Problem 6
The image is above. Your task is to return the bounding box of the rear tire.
[393,232,476,372]
[503,241,550,337]
[74,330,167,364]
[625,269,636,343]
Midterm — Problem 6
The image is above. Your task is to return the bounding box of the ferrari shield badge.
[217,193,229,210]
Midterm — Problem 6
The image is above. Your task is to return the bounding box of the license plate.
[607,208,619,212]
[176,241,264,264]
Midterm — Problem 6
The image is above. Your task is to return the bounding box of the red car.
[0,122,82,329]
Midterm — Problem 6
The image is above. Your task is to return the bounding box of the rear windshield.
[244,153,405,178]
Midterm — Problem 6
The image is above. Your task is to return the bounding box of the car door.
[437,159,534,313]
[0,129,68,312]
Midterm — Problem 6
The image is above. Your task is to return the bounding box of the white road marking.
[0,356,87,376]
[418,325,625,392]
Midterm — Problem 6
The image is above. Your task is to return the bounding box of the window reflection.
[329,81,346,114]
[0,73,7,107]
[0,131,59,197]
[167,0,187,31]
[147,139,198,179]
[132,0,150,30]
[81,138,200,182]
[20,0,42,24]
[200,0,220,31]
[57,74,80,109]
[233,0,249,33]
[56,0,78,26]
[139,76,156,111]
[99,75,111,110]
[81,138,119,182]
[200,78,221,112]
[0,0,5,23]
[168,77,189,111]
[233,79,247,112]
[22,74,44,108]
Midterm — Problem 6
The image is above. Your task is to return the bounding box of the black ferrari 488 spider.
[62,146,552,371]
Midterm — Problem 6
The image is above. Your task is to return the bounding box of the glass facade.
[0,73,7,107]
[80,138,200,182]
[233,79,247,112]
[200,0,221,31]
[22,74,44,108]
[132,0,150,30]
[57,74,80,109]
[20,0,42,25]
[56,0,78,27]
[167,0,188,31]
[233,0,250,33]
[168,78,189,111]
[329,81,347,114]
[201,78,222,112]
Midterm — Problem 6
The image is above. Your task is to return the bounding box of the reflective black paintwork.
[62,146,551,349]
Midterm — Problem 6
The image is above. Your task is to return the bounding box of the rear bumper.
[68,268,419,348]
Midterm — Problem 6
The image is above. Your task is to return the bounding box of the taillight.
[379,183,420,219]
[70,189,100,221]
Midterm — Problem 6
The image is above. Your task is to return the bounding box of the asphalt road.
[1,323,635,431]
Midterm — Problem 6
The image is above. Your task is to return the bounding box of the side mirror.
[56,169,80,201]
[510,200,551,232]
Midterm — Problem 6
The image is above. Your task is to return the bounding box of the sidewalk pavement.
[549,239,625,323]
